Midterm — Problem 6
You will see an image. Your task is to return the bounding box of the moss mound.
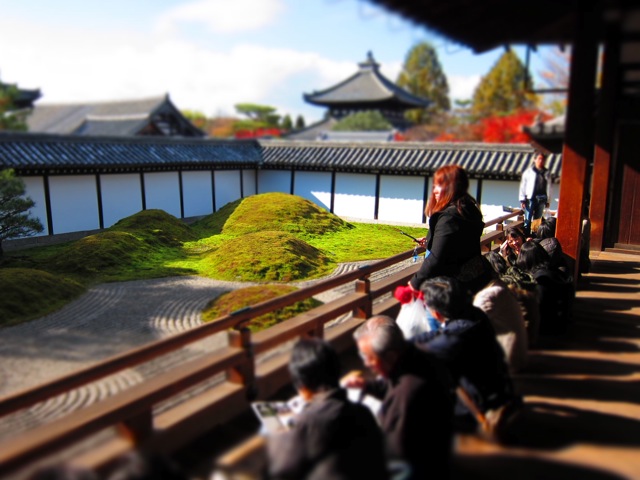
[204,231,333,281]
[49,231,150,275]
[218,193,348,236]
[111,209,197,247]
[202,284,322,332]
[191,199,242,236]
[0,268,85,327]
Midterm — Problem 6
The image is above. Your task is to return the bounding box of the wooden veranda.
[451,250,640,480]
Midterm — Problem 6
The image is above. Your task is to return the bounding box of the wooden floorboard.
[453,251,640,480]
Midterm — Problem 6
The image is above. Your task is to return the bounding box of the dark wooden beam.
[556,6,600,280]
[591,28,621,251]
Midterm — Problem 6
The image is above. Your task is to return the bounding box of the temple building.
[288,52,429,140]
[0,82,42,110]
[26,94,204,137]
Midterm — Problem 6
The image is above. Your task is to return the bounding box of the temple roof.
[26,95,204,137]
[0,132,259,174]
[259,139,561,180]
[303,52,430,110]
[0,82,41,109]
[366,1,638,55]
[0,132,561,181]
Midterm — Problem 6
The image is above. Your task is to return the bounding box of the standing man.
[343,316,454,480]
[519,151,551,236]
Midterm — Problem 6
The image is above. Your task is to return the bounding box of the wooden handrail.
[0,210,523,477]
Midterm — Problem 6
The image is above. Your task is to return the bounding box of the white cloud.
[448,74,481,101]
[0,16,352,120]
[155,0,285,35]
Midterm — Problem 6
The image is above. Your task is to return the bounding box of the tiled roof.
[0,132,261,174]
[283,118,338,141]
[0,82,41,109]
[304,53,430,109]
[26,95,204,137]
[524,114,566,137]
[259,140,562,180]
[0,132,562,180]
[316,131,396,142]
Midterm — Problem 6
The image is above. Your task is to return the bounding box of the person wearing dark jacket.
[409,165,487,296]
[343,316,455,480]
[413,277,517,432]
[516,241,575,335]
[267,338,388,480]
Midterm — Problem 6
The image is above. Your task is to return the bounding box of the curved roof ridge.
[303,53,429,108]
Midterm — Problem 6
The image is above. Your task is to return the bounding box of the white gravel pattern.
[0,258,416,440]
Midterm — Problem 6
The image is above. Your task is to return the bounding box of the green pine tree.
[281,114,293,131]
[332,111,392,131]
[396,42,451,124]
[472,49,538,118]
[0,169,44,256]
[0,81,28,131]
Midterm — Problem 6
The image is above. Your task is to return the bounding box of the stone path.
[0,258,416,440]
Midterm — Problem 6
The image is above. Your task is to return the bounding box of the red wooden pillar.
[556,8,600,280]
[590,28,620,251]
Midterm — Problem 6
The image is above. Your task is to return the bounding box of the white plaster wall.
[257,170,291,194]
[49,176,100,234]
[479,179,519,224]
[144,172,181,218]
[549,182,560,211]
[100,174,143,227]
[242,169,257,197]
[293,171,332,211]
[334,173,376,218]
[214,170,242,210]
[22,176,48,236]
[378,175,425,223]
[182,171,213,218]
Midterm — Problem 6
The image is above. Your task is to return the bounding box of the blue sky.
[0,0,555,124]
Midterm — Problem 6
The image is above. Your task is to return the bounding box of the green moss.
[0,268,85,328]
[202,231,334,282]
[202,284,322,332]
[47,231,150,275]
[219,193,348,236]
[191,199,242,236]
[111,209,197,246]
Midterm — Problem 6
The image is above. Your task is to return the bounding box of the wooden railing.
[0,211,523,478]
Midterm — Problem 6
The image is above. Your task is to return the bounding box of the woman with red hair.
[409,165,488,296]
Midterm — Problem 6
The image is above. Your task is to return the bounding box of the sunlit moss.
[202,284,322,332]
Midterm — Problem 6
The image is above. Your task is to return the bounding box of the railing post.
[228,325,256,400]
[494,223,505,252]
[353,277,372,319]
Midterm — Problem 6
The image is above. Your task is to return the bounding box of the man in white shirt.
[519,152,551,236]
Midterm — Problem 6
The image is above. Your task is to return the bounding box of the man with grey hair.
[343,316,454,480]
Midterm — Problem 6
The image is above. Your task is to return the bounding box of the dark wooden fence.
[0,212,523,479]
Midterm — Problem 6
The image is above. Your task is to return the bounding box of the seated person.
[516,241,575,335]
[473,259,528,372]
[487,254,540,348]
[344,316,454,480]
[534,219,574,274]
[499,226,527,266]
[413,277,519,433]
[484,250,508,275]
[267,338,388,480]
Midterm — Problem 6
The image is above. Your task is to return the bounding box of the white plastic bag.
[396,298,430,339]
